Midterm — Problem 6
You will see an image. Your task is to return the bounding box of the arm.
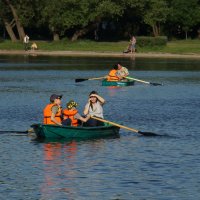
[51,113,62,125]
[83,102,90,115]
[51,106,62,125]
[122,67,129,77]
[116,71,123,80]
[125,68,129,76]
[94,94,105,105]
[75,113,90,122]
[79,114,91,122]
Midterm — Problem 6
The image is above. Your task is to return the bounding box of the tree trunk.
[71,23,98,41]
[3,18,18,42]
[5,0,25,41]
[152,24,159,37]
[185,31,188,40]
[71,28,88,41]
[53,33,60,41]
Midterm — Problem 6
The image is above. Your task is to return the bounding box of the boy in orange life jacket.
[62,100,90,126]
[107,65,120,81]
[43,94,62,125]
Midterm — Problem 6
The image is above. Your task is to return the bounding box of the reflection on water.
[0,55,200,70]
[39,138,111,200]
[41,141,78,200]
[0,55,200,199]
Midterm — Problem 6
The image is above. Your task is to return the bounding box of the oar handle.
[88,76,106,80]
[91,116,139,133]
[126,76,162,86]
[126,76,150,84]
[91,116,158,136]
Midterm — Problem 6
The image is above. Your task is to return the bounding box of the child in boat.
[62,100,90,126]
[106,65,120,81]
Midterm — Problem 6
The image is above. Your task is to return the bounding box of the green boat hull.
[31,123,120,139]
[102,79,134,86]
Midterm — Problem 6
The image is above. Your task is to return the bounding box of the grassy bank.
[1,39,200,54]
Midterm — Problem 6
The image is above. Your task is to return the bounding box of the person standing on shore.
[123,36,136,53]
[23,34,29,51]
[130,36,136,53]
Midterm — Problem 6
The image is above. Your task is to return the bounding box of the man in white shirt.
[23,35,29,51]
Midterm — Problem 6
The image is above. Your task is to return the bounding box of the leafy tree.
[71,0,126,41]
[143,0,170,36]
[0,1,19,41]
[41,0,130,41]
[3,0,26,41]
[116,0,147,38]
[169,0,200,39]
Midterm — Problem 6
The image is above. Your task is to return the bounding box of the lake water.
[0,55,200,200]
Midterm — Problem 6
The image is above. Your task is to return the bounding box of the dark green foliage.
[136,36,167,47]
[0,0,200,41]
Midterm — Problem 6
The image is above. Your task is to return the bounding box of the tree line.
[1,0,200,42]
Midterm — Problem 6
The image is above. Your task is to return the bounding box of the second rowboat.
[102,79,134,86]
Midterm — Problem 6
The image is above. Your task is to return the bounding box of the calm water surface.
[0,55,200,200]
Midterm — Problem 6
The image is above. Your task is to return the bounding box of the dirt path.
[1,49,200,59]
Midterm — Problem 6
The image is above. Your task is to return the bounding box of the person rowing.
[116,62,129,80]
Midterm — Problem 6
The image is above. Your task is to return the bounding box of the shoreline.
[1,49,200,59]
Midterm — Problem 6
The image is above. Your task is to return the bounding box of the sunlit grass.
[1,39,200,54]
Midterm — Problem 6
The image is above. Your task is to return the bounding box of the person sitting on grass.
[62,100,90,126]
[31,42,38,50]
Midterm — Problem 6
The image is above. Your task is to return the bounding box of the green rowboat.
[31,123,120,139]
[102,79,134,86]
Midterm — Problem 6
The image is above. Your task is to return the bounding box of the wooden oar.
[91,116,158,136]
[126,76,162,86]
[0,128,34,134]
[75,76,106,83]
[0,130,28,134]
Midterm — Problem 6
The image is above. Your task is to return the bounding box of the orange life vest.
[43,103,62,124]
[62,109,78,126]
[107,69,119,81]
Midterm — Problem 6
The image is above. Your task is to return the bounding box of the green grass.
[1,39,200,54]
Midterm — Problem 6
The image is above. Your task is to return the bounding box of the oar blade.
[138,131,159,136]
[75,78,88,83]
[150,82,163,86]
[0,130,28,134]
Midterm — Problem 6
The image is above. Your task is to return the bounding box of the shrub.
[136,36,167,47]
